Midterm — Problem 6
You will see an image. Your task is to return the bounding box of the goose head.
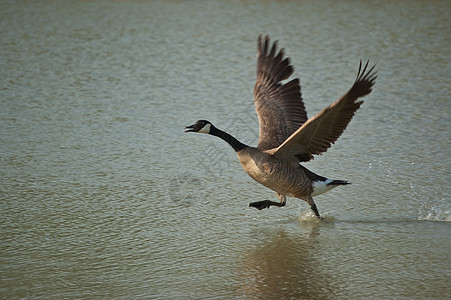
[185,120,212,134]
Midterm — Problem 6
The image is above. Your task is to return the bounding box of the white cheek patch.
[198,123,211,133]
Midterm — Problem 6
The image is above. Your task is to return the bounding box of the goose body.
[185,35,377,218]
[237,147,313,198]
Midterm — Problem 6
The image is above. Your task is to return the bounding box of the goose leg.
[276,192,287,205]
[310,203,322,219]
[305,195,322,219]
[249,193,287,210]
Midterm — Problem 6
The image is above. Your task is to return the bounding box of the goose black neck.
[209,126,248,152]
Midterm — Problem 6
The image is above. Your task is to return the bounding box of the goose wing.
[272,60,377,163]
[254,35,308,151]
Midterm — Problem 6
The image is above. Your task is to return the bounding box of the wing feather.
[272,60,377,163]
[254,35,308,151]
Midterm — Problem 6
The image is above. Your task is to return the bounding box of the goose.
[185,35,377,219]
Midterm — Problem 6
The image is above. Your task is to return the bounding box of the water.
[1,0,450,298]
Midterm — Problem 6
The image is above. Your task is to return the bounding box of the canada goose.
[185,35,377,218]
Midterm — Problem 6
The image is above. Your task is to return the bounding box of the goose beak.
[184,124,195,132]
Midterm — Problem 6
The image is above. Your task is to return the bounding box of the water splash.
[368,158,450,222]
[419,201,451,222]
[297,211,336,223]
[410,174,450,222]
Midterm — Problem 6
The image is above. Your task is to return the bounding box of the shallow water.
[1,0,450,299]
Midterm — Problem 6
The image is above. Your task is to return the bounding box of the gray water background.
[1,0,450,299]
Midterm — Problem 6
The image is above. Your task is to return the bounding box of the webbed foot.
[249,200,286,210]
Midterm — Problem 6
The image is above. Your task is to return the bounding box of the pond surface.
[1,0,450,298]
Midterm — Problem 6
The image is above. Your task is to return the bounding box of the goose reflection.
[238,223,337,299]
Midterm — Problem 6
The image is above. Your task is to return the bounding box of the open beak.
[184,124,195,132]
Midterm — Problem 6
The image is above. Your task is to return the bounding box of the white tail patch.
[311,179,337,197]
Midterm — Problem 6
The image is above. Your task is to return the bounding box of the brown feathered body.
[237,147,313,199]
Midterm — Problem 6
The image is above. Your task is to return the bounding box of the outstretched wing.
[272,60,377,163]
[254,35,308,151]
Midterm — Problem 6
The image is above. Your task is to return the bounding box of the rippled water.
[1,0,450,299]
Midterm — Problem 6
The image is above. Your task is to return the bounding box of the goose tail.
[311,178,350,197]
[328,180,350,186]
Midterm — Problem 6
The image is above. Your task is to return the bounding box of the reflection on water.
[239,225,331,299]
[238,218,451,299]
